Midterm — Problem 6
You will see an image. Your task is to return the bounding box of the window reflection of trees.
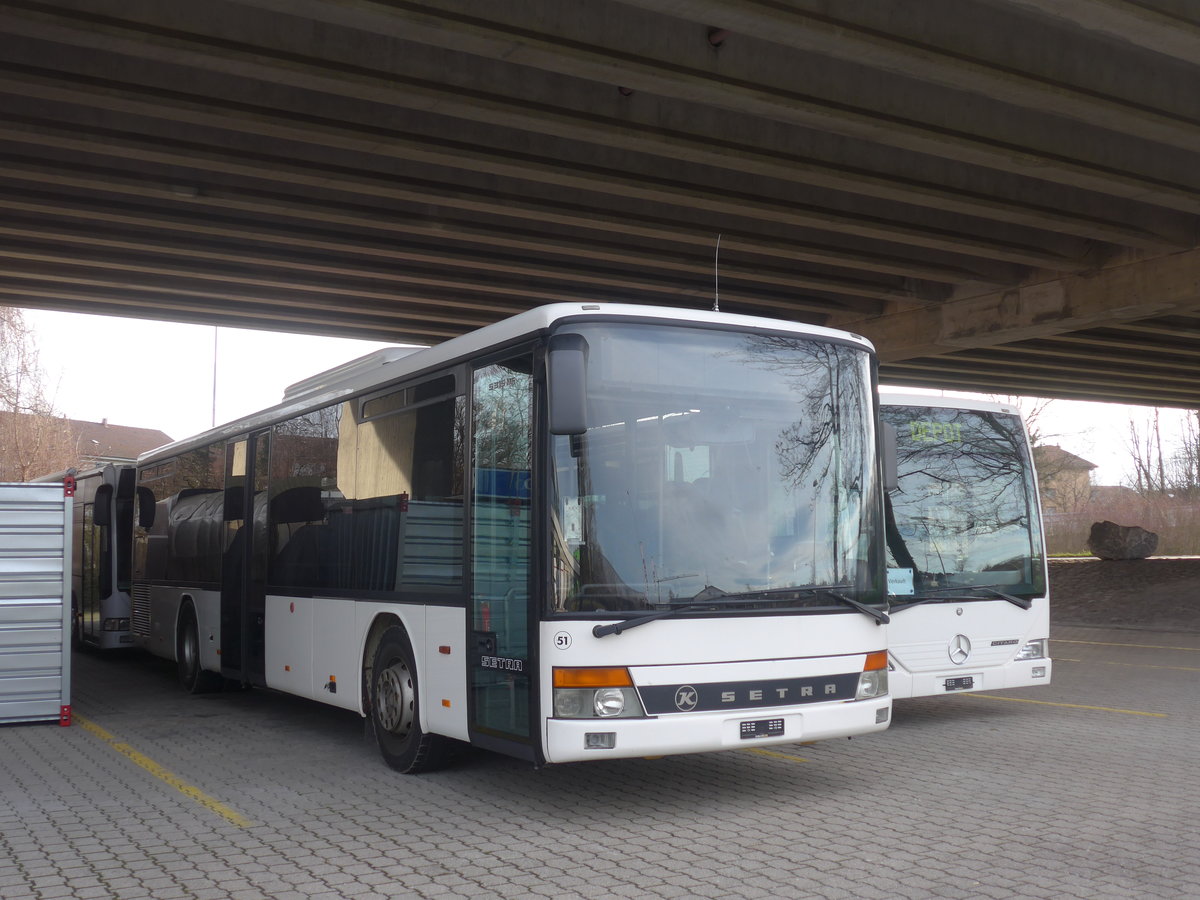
[472,366,532,474]
[884,407,1038,588]
[552,328,876,613]
[735,337,868,494]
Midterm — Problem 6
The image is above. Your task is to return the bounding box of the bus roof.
[139,302,876,466]
[879,391,1021,417]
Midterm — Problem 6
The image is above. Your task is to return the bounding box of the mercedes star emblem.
[948,634,972,665]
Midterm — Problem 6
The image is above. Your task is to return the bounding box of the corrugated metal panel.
[0,482,72,725]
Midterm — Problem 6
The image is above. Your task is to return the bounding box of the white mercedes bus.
[881,394,1051,698]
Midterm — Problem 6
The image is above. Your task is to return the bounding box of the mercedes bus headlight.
[856,650,889,699]
[1015,639,1048,660]
[552,667,646,719]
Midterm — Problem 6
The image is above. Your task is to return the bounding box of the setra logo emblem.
[948,634,972,665]
[674,685,699,711]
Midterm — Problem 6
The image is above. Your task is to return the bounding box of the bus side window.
[93,484,113,527]
[269,406,341,591]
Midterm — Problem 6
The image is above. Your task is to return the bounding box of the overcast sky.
[24,308,399,444]
[21,307,1190,486]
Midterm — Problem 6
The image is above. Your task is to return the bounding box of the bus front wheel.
[177,605,221,694]
[369,627,449,774]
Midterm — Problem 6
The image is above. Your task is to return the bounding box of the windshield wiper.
[826,590,891,624]
[969,586,1033,609]
[592,583,888,637]
[709,584,889,625]
[889,584,1032,613]
[591,593,740,637]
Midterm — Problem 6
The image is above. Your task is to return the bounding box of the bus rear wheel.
[370,627,450,773]
[177,605,221,694]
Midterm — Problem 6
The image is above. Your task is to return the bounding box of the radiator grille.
[131,584,151,636]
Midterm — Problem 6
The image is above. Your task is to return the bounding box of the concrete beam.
[980,338,1200,366]
[881,365,1200,407]
[0,146,991,287]
[844,247,1200,360]
[0,282,463,341]
[995,0,1200,65]
[0,98,1083,271]
[0,194,899,307]
[625,0,1200,151]
[0,219,888,317]
[889,349,1199,387]
[210,0,1200,213]
[0,47,1181,250]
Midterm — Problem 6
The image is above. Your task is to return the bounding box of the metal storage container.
[0,480,73,725]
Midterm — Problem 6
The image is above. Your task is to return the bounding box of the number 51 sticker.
[554,631,572,649]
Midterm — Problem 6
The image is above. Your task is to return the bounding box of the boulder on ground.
[1087,520,1158,560]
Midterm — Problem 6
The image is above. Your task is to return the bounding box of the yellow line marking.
[75,714,253,828]
[961,693,1166,718]
[1053,639,1200,652]
[1053,657,1200,673]
[744,747,810,763]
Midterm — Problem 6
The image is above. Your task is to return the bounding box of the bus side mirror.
[881,421,899,492]
[93,484,113,527]
[548,333,589,436]
[136,485,156,528]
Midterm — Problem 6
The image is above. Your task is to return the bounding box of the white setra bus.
[880,393,1051,698]
[131,304,891,771]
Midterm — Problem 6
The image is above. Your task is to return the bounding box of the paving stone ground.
[2,622,1198,900]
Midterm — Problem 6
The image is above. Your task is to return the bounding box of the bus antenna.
[713,233,722,312]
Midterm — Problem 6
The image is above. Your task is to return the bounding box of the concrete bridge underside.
[1,0,1198,407]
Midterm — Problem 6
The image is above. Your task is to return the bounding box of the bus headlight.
[1015,639,1048,660]
[552,668,646,719]
[594,687,627,717]
[552,687,644,718]
[856,650,889,699]
[554,690,587,718]
[856,669,888,699]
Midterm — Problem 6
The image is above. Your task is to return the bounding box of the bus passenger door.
[221,433,270,685]
[468,353,537,761]
[78,495,100,644]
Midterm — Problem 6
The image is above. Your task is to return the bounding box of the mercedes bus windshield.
[882,403,1046,601]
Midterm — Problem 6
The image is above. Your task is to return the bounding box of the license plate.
[739,718,785,740]
[944,676,974,691]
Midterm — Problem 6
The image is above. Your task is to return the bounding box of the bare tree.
[1175,410,1200,500]
[0,307,78,481]
[989,394,1091,507]
[995,395,1058,449]
[1125,407,1200,499]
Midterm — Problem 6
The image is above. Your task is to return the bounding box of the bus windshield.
[550,323,881,615]
[882,404,1046,601]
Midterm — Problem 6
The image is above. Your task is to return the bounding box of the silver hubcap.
[376,660,415,737]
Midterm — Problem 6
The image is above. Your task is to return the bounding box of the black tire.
[370,626,450,773]
[177,605,222,694]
